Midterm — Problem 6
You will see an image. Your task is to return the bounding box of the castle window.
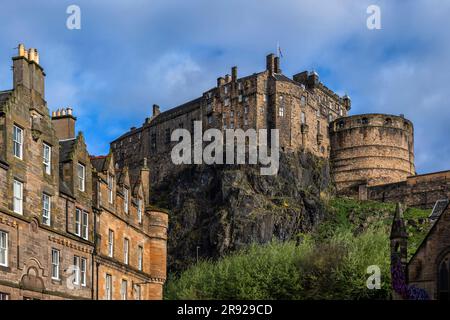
[51,248,60,280]
[108,229,114,257]
[279,106,284,117]
[339,107,343,117]
[13,179,23,215]
[316,109,320,117]
[385,118,392,125]
[317,120,321,134]
[328,114,333,123]
[0,231,8,267]
[13,125,23,160]
[361,117,369,125]
[244,106,248,114]
[224,85,229,94]
[230,122,234,129]
[224,98,230,106]
[301,112,306,125]
[230,111,234,117]
[151,133,157,150]
[105,274,112,300]
[138,245,143,271]
[238,95,243,103]
[238,82,243,90]
[42,193,51,226]
[77,163,86,192]
[43,143,51,175]
[165,128,171,144]
[244,118,248,126]
[338,120,345,129]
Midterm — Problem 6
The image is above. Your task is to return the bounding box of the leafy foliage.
[164,198,431,300]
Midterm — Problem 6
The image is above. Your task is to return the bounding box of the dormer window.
[77,163,86,192]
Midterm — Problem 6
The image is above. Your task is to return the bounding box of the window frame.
[124,187,129,214]
[43,143,51,175]
[107,174,114,204]
[0,231,8,267]
[108,229,114,258]
[137,199,143,224]
[13,179,23,215]
[77,163,86,192]
[75,208,82,236]
[138,245,143,271]
[73,256,80,285]
[81,210,89,240]
[121,279,128,300]
[80,257,87,287]
[105,274,112,300]
[51,248,60,280]
[124,238,129,265]
[13,125,23,160]
[42,193,51,226]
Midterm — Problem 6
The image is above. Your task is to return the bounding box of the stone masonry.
[0,44,168,300]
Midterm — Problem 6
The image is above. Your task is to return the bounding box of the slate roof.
[59,139,77,162]
[90,155,107,172]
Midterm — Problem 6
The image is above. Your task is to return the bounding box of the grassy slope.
[164,197,431,300]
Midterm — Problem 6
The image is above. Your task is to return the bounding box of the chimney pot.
[152,104,161,117]
[217,77,225,87]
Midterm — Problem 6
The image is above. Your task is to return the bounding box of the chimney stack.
[152,104,160,117]
[274,57,281,74]
[51,107,77,140]
[217,77,225,87]
[13,44,45,98]
[266,53,277,75]
[231,66,238,82]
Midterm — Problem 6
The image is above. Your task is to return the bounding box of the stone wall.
[367,170,450,209]
[330,114,415,195]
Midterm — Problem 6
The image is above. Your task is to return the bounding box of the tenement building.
[0,45,168,300]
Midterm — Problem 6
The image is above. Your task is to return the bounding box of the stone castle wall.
[330,114,415,195]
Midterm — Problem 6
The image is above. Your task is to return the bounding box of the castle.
[111,53,449,209]
[0,45,168,300]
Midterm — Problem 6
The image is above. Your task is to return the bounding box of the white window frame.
[138,199,143,224]
[43,143,51,175]
[138,245,143,271]
[42,193,51,226]
[107,174,114,204]
[75,208,81,236]
[0,231,8,267]
[13,179,23,215]
[105,274,112,300]
[73,256,80,285]
[51,249,60,280]
[124,238,129,265]
[13,125,23,160]
[124,187,129,213]
[82,211,88,240]
[80,257,87,287]
[77,163,85,192]
[279,106,284,117]
[108,229,114,257]
[121,279,127,300]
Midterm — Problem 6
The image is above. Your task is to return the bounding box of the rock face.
[151,151,331,272]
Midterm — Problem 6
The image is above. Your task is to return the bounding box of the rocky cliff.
[151,151,332,272]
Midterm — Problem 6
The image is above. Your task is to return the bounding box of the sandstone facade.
[0,45,168,300]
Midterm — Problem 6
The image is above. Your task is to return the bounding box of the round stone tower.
[329,114,415,195]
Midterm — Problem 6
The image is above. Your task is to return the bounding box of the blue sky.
[0,0,449,174]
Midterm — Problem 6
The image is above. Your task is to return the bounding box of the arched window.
[439,257,449,300]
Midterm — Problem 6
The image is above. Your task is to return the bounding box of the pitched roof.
[90,155,107,172]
